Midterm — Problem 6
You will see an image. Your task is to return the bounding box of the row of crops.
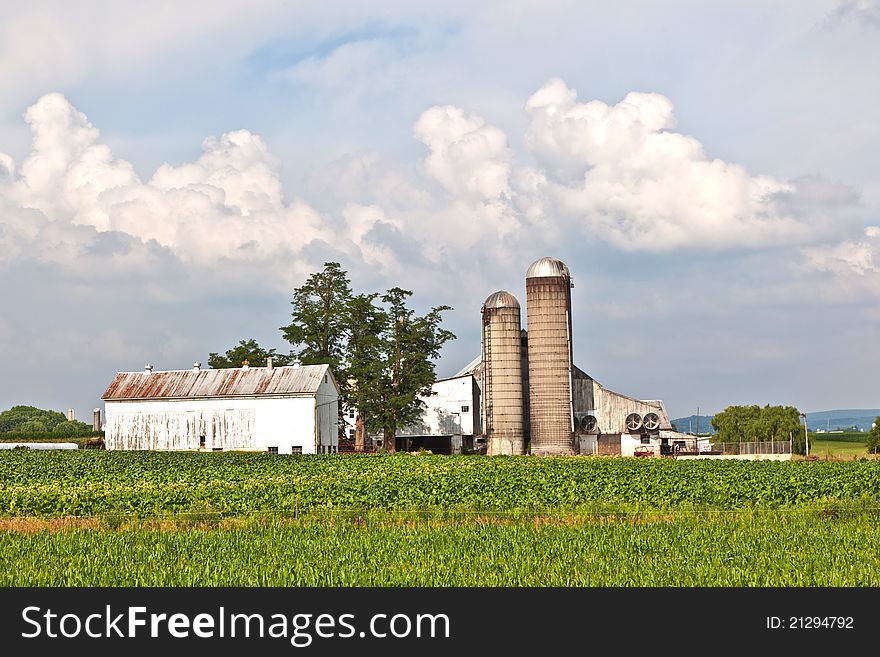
[2,451,880,516]
[2,512,879,586]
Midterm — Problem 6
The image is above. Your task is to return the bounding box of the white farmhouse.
[102,363,339,454]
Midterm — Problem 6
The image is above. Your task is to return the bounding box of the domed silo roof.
[526,257,570,279]
[483,290,520,309]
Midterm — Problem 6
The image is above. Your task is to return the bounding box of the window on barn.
[267,446,279,454]
[461,405,469,412]
[291,446,303,455]
[348,428,356,439]
[199,435,206,448]
[349,408,355,419]
[640,435,650,445]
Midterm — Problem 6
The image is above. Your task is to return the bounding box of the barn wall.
[316,375,339,451]
[572,379,671,435]
[398,375,477,437]
[105,396,320,453]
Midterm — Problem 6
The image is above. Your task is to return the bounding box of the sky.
[0,0,878,422]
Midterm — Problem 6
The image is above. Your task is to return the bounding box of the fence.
[710,441,791,455]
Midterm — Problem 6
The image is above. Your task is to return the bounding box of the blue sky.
[1,0,878,422]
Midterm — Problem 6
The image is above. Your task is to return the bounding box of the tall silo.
[525,257,575,456]
[481,291,525,455]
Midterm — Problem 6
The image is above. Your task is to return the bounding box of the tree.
[344,294,388,451]
[279,264,455,450]
[375,288,455,452]
[0,405,67,433]
[711,404,804,453]
[53,420,92,433]
[208,339,292,368]
[280,262,352,377]
[868,417,880,455]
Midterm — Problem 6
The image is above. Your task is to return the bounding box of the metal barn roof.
[102,364,333,400]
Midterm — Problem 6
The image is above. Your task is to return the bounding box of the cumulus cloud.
[0,81,871,287]
[520,78,862,252]
[414,105,511,200]
[1,93,337,270]
[803,226,880,276]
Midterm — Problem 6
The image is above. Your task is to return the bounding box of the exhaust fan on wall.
[625,413,643,432]
[643,412,660,431]
[580,414,598,433]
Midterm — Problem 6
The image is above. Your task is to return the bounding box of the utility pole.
[800,413,809,457]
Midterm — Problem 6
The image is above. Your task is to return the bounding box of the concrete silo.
[525,257,575,456]
[481,291,525,455]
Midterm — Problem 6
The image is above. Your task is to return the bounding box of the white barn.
[394,373,481,454]
[102,363,339,454]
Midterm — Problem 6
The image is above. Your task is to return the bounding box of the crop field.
[2,451,880,517]
[2,511,879,586]
[2,451,879,586]
[810,439,869,459]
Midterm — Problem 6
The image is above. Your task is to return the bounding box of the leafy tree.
[53,420,92,433]
[208,339,292,369]
[868,417,880,455]
[344,294,388,451]
[280,262,352,379]
[279,264,455,450]
[375,288,455,451]
[711,404,805,454]
[0,405,67,433]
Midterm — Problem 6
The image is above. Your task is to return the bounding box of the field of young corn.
[2,451,880,516]
[2,511,879,586]
[2,451,879,586]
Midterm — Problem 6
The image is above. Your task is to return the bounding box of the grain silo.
[525,257,575,456]
[481,291,525,455]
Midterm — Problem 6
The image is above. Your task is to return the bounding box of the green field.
[2,451,879,586]
[2,451,880,516]
[2,511,879,586]
[810,439,869,459]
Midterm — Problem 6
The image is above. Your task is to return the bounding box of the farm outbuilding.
[101,363,339,454]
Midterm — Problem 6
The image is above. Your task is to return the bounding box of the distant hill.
[802,409,879,433]
[672,409,880,435]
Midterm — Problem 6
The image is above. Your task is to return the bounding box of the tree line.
[711,406,880,456]
[0,406,92,434]
[208,262,455,452]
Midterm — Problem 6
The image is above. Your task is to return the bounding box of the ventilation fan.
[625,413,643,432]
[643,412,660,431]
[580,414,598,433]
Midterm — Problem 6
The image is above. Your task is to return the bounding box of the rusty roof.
[102,364,334,400]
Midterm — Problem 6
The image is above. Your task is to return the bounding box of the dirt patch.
[0,517,102,533]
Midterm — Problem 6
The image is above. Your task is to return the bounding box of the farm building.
[389,256,695,456]
[393,373,482,454]
[101,362,339,454]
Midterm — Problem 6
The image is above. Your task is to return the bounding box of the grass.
[810,439,868,460]
[1,511,878,586]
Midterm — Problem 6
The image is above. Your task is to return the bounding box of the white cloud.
[0,81,871,289]
[2,93,336,268]
[521,78,859,252]
[803,226,879,276]
[414,105,511,200]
